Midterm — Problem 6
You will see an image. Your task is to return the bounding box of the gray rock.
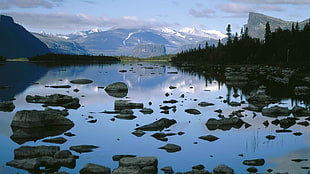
[26,93,81,109]
[294,86,310,96]
[213,164,234,174]
[105,82,128,98]
[114,100,143,110]
[206,117,245,131]
[43,137,67,144]
[70,79,93,84]
[112,166,143,174]
[161,166,174,174]
[139,108,154,114]
[198,102,215,107]
[243,158,265,166]
[114,109,136,120]
[119,156,157,167]
[292,106,310,117]
[0,101,15,112]
[151,133,176,142]
[247,93,278,108]
[11,108,72,128]
[185,108,201,115]
[10,108,74,144]
[262,106,291,117]
[159,143,181,153]
[228,101,241,107]
[131,130,145,137]
[113,155,137,161]
[69,145,99,153]
[6,145,76,172]
[278,117,296,129]
[135,118,176,131]
[80,163,111,174]
[199,135,219,142]
[163,99,178,104]
[14,145,60,159]
[54,150,72,159]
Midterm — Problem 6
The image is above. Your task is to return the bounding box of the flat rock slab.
[185,109,201,115]
[69,145,99,153]
[243,159,265,166]
[159,143,181,153]
[199,135,219,142]
[43,137,67,144]
[262,106,291,117]
[26,93,80,109]
[119,156,158,168]
[135,118,176,131]
[114,100,143,110]
[80,163,111,174]
[0,101,15,112]
[70,79,93,84]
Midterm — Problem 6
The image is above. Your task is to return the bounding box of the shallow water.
[0,62,310,174]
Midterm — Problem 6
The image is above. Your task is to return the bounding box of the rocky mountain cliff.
[245,12,310,39]
[0,15,50,59]
[132,43,166,58]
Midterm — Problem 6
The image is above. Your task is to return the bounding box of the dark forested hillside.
[173,21,310,68]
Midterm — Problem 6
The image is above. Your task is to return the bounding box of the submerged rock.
[70,79,93,84]
[42,137,67,144]
[114,109,136,120]
[243,159,265,166]
[262,106,291,117]
[26,93,80,109]
[0,101,15,112]
[151,132,176,142]
[69,145,99,153]
[205,117,245,131]
[199,135,219,142]
[198,101,215,107]
[135,118,176,131]
[185,108,201,115]
[159,143,181,153]
[105,82,128,98]
[80,163,111,174]
[139,108,154,114]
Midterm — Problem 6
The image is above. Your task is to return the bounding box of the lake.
[0,61,309,174]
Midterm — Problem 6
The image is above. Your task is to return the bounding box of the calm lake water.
[0,62,310,174]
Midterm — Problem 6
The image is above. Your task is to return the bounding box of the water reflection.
[0,62,309,174]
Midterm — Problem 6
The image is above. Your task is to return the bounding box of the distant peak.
[0,15,14,24]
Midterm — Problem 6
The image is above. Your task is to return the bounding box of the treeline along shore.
[28,53,120,63]
[172,21,310,69]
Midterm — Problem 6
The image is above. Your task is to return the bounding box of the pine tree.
[226,24,232,44]
[264,22,272,43]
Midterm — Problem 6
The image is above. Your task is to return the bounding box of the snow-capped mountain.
[56,27,225,57]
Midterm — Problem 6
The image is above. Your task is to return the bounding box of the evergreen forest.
[173,21,310,68]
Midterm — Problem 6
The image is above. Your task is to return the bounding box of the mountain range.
[1,13,309,59]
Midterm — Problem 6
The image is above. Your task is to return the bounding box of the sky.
[1,0,310,34]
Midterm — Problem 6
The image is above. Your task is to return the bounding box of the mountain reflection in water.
[0,62,309,174]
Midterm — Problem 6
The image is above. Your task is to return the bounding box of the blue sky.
[1,0,310,34]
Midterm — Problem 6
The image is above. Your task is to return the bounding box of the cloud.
[189,8,216,18]
[231,0,310,4]
[218,3,253,13]
[0,0,61,9]
[258,5,284,11]
[5,12,173,32]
